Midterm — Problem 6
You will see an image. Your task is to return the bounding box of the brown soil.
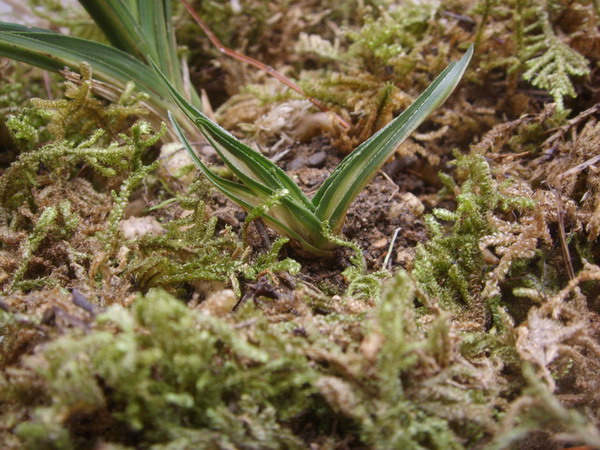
[202,134,434,297]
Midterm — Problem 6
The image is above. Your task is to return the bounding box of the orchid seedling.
[153,45,473,257]
[0,0,473,256]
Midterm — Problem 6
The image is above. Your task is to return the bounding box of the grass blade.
[169,112,330,255]
[313,44,474,232]
[152,59,315,212]
[0,24,166,98]
[77,0,152,61]
[78,0,197,106]
[137,0,181,87]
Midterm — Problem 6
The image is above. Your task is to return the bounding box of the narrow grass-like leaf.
[313,44,474,233]
[137,0,185,93]
[152,59,315,212]
[0,23,166,98]
[77,0,152,61]
[78,0,191,99]
[169,112,266,209]
[169,112,330,255]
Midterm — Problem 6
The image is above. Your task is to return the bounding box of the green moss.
[472,0,592,110]
[359,271,466,448]
[5,108,51,150]
[98,121,164,255]
[413,152,537,324]
[0,130,119,210]
[488,364,600,449]
[129,182,300,297]
[521,4,590,111]
[3,270,597,448]
[0,278,436,447]
[346,1,437,76]
[0,64,164,293]
[321,223,388,300]
[7,200,79,292]
[3,290,315,447]
[1,63,152,212]
[30,63,148,145]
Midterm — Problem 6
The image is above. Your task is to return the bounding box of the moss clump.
[2,290,312,448]
[344,1,438,76]
[0,119,163,294]
[2,265,598,448]
[4,271,575,449]
[129,184,301,297]
[0,62,164,299]
[0,275,449,447]
[8,62,147,149]
[413,152,542,326]
[337,270,498,449]
[473,0,592,111]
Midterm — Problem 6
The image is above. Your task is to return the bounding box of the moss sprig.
[98,121,164,255]
[413,152,540,326]
[521,4,590,111]
[129,183,300,297]
[321,222,388,300]
[29,62,148,145]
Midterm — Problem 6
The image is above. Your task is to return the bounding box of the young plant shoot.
[154,46,473,257]
[0,0,472,256]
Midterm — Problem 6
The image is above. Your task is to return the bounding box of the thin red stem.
[179,0,350,129]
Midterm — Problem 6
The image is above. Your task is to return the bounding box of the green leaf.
[77,0,152,60]
[168,112,331,256]
[0,23,166,98]
[313,44,473,233]
[154,40,473,256]
[78,0,190,98]
[151,58,314,212]
[137,0,184,93]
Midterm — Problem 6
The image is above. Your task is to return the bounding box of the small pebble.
[306,151,327,168]
[287,155,307,171]
[400,192,425,216]
[389,194,425,219]
[372,237,388,249]
[199,289,238,317]
[121,216,165,240]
